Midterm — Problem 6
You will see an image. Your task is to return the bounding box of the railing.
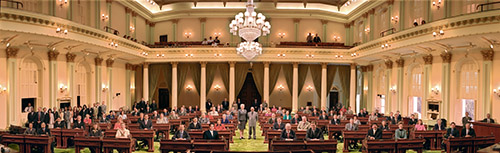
[0,0,23,9]
[103,26,120,35]
[476,1,500,12]
[380,28,396,37]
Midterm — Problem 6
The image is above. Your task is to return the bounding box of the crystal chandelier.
[229,0,271,60]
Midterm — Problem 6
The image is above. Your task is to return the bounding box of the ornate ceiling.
[153,0,349,7]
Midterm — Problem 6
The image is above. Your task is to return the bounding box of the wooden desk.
[265,130,306,143]
[60,129,85,148]
[102,138,135,153]
[1,134,25,153]
[130,130,155,152]
[362,139,396,153]
[474,136,496,152]
[50,128,62,148]
[473,122,500,143]
[443,137,475,153]
[270,140,305,151]
[342,131,366,152]
[412,130,445,150]
[395,139,424,153]
[192,139,228,151]
[477,143,500,153]
[305,140,337,153]
[24,135,54,153]
[74,136,102,153]
[159,139,192,153]
[328,125,344,139]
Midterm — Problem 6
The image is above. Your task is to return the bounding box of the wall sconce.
[305,54,314,58]
[278,33,286,39]
[389,86,396,93]
[433,30,444,37]
[102,84,109,92]
[214,53,222,57]
[363,87,368,91]
[101,14,109,21]
[432,0,442,9]
[185,85,193,91]
[109,42,118,48]
[0,85,6,94]
[391,16,399,23]
[214,32,222,37]
[214,84,221,91]
[185,53,194,57]
[364,28,370,33]
[59,84,68,93]
[56,27,68,35]
[129,26,135,32]
[184,32,192,38]
[277,53,286,57]
[431,86,440,95]
[59,0,68,7]
[351,53,358,57]
[141,51,149,57]
[493,88,500,97]
[156,53,165,57]
[332,35,341,42]
[381,43,391,49]
[335,54,343,58]
[277,84,285,91]
[306,85,313,92]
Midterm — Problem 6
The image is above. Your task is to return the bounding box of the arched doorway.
[237,72,261,111]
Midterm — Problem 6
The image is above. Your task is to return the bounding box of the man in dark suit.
[445,122,460,139]
[138,98,146,112]
[53,118,66,129]
[251,99,260,111]
[203,124,219,140]
[433,119,446,131]
[222,98,230,111]
[24,123,37,135]
[35,107,45,128]
[461,123,476,137]
[73,115,85,129]
[367,123,382,140]
[291,114,301,124]
[330,115,340,125]
[305,122,323,140]
[206,99,213,112]
[139,114,153,130]
[379,120,390,131]
[481,113,495,123]
[188,118,202,130]
[386,112,397,125]
[408,114,418,125]
[150,100,157,111]
[131,108,140,116]
[172,125,191,140]
[37,122,51,135]
[280,123,296,140]
[319,112,329,120]
[273,118,285,130]
[27,110,36,124]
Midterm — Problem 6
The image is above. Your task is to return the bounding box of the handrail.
[380,28,396,37]
[476,1,500,12]
[103,26,120,35]
[0,0,23,9]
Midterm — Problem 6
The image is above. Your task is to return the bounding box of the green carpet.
[8,124,444,153]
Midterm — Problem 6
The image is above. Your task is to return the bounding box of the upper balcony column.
[172,19,179,42]
[344,23,350,46]
[200,18,206,41]
[321,20,328,42]
[125,8,131,36]
[362,13,368,43]
[294,18,301,42]
[399,0,405,31]
[368,9,375,41]
[132,12,137,39]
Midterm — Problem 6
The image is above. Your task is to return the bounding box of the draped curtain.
[191,63,201,93]
[206,63,218,93]
[326,65,338,95]
[251,63,264,97]
[177,63,200,96]
[309,65,322,97]
[338,66,351,107]
[148,64,162,101]
[297,65,309,96]
[269,64,282,95]
[161,64,172,94]
[177,63,189,96]
[235,63,250,98]
[282,64,293,94]
[219,63,229,94]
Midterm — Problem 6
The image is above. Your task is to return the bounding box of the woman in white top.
[157,113,169,124]
[115,123,130,138]
[209,107,219,117]
[48,109,55,129]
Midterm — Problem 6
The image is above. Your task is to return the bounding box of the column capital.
[125,63,133,70]
[131,64,138,71]
[106,58,114,67]
[362,12,369,18]
[481,50,494,61]
[321,20,329,25]
[293,18,301,23]
[423,54,433,65]
[368,9,375,15]
[228,61,236,67]
[292,62,299,68]
[321,62,328,68]
[6,47,19,58]
[350,63,357,69]
[386,0,394,5]
[344,23,350,28]
[171,19,179,24]
[440,52,452,63]
[384,60,393,69]
[199,18,207,23]
[143,62,150,67]
[263,61,271,67]
[395,58,405,67]
[125,7,132,14]
[367,65,374,71]
[105,0,113,3]
[66,53,76,63]
[95,57,103,66]
[200,61,208,67]
[48,50,60,61]
[149,22,156,27]
[171,62,178,66]
[131,11,138,17]
[361,66,368,72]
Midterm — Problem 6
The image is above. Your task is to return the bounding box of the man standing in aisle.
[247,107,258,139]
[238,104,247,139]
[99,101,107,117]
[222,98,229,111]
[139,98,146,113]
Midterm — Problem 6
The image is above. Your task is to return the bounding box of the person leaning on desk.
[172,125,191,140]
[280,123,296,141]
[305,122,324,141]
[394,123,408,140]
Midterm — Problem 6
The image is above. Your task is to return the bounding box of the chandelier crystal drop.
[229,0,270,60]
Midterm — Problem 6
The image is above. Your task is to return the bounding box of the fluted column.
[106,59,114,110]
[125,63,132,107]
[171,62,178,107]
[440,52,451,120]
[132,12,137,38]
[200,62,207,112]
[368,9,375,41]
[293,19,300,42]
[106,0,112,29]
[362,13,368,43]
[66,53,76,106]
[94,0,100,29]
[321,20,328,42]
[321,63,327,108]
[350,64,356,109]
[146,20,151,44]
[125,8,131,36]
[150,22,156,44]
[481,50,494,119]
[143,62,149,102]
[95,57,103,105]
[6,47,19,126]
[48,50,59,108]
[264,62,270,103]
[422,55,433,120]
[229,62,236,106]
[67,0,73,20]
[396,58,405,112]
[385,60,393,113]
[399,0,406,30]
[200,18,206,41]
[172,19,178,41]
[292,62,299,113]
[387,0,394,31]
[366,65,373,111]
[361,66,368,109]
[344,23,351,46]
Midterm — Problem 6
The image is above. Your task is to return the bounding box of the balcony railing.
[476,1,500,12]
[380,28,396,37]
[0,0,23,9]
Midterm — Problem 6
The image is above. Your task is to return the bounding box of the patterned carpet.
[7,124,443,153]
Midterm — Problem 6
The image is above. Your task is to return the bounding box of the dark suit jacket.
[222,101,229,110]
[367,129,382,139]
[89,129,102,137]
[172,130,191,140]
[24,128,37,135]
[73,121,85,129]
[319,115,329,120]
[291,118,300,124]
[188,123,202,130]
[131,111,140,116]
[203,130,219,140]
[433,124,446,131]
[445,128,460,138]
[140,120,153,130]
[54,121,66,129]
[331,119,341,125]
[306,128,323,140]
[481,118,495,123]
[408,119,418,125]
[461,128,476,137]
[386,116,397,124]
[37,128,51,136]
[35,112,46,123]
[268,118,277,124]
[280,130,296,140]
[273,122,285,130]
[28,112,36,123]
[379,125,390,131]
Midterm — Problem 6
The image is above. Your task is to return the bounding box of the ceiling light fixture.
[351,53,358,57]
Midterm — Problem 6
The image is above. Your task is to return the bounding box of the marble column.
[440,52,451,120]
[149,22,155,44]
[395,58,405,112]
[67,0,73,20]
[399,0,406,30]
[349,22,354,46]
[294,18,300,42]
[94,0,100,29]
[200,18,206,41]
[172,19,178,42]
[292,62,299,113]
[321,20,328,42]
[422,55,433,120]
[200,62,207,112]
[106,0,112,29]
[95,57,103,105]
[366,65,373,111]
[321,63,327,108]
[6,47,19,126]
[481,50,494,119]
[229,62,236,105]
[361,66,368,109]
[146,20,151,44]
[427,0,433,22]
[385,60,393,113]
[368,9,375,41]
[66,53,76,106]
[125,63,132,107]
[349,64,357,109]
[344,23,350,46]
[143,62,149,101]
[171,62,178,107]
[132,12,137,38]
[387,0,394,31]
[48,50,59,108]
[49,0,55,16]
[362,13,368,43]
[106,59,114,110]
[125,8,131,37]
[263,62,270,103]
[445,0,452,18]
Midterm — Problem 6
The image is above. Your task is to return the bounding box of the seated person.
[214,119,226,131]
[203,124,219,140]
[263,108,272,117]
[408,114,418,125]
[302,106,312,114]
[368,112,378,122]
[106,111,116,121]
[188,117,202,130]
[311,109,320,117]
[461,123,476,137]
[150,111,159,119]
[353,116,361,125]
[291,114,301,124]
[114,117,124,129]
[168,111,180,120]
[379,120,390,131]
[414,119,426,131]
[37,122,51,135]
[53,117,66,129]
[208,107,219,117]
[221,114,230,124]
[338,111,347,120]
[83,114,92,124]
[280,123,296,140]
[386,112,397,125]
[358,109,367,117]
[305,122,323,141]
[297,116,310,131]
[394,123,407,140]
[367,123,382,140]
[283,111,292,120]
[345,119,359,131]
[330,115,340,125]
[172,125,191,140]
[73,115,85,129]
[115,123,130,138]
[137,113,145,124]
[319,112,329,120]
[444,122,460,139]
[273,118,286,130]
[89,123,103,137]
[156,113,169,124]
[99,112,108,123]
[24,123,37,135]
[433,119,446,131]
[199,113,210,124]
[131,108,140,116]
[268,113,277,124]
[139,114,153,130]
[481,113,495,123]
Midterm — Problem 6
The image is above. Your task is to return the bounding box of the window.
[462,99,475,120]
[459,60,478,121]
[76,64,89,106]
[377,70,386,113]
[408,65,422,117]
[409,97,422,118]
[20,59,39,99]
[380,95,386,113]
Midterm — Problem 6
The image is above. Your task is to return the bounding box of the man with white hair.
[237,104,247,139]
[247,107,258,139]
[297,116,310,131]
[280,123,296,140]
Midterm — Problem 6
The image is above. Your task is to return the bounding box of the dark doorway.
[159,88,170,109]
[21,98,36,112]
[237,72,261,111]
[329,91,339,110]
[77,96,81,107]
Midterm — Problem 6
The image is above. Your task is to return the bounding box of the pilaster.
[366,65,373,111]
[292,62,299,113]
[229,62,236,104]
[368,9,375,41]
[66,53,76,106]
[171,62,178,107]
[293,18,300,42]
[143,62,149,101]
[106,58,114,110]
[385,60,393,113]
[440,52,451,120]
[422,54,433,120]
[481,50,494,119]
[6,47,19,126]
[395,58,404,112]
[321,20,328,42]
[200,18,206,41]
[263,62,270,103]
[321,63,328,108]
[172,19,178,42]
[200,62,207,112]
[48,50,59,108]
[95,57,103,104]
